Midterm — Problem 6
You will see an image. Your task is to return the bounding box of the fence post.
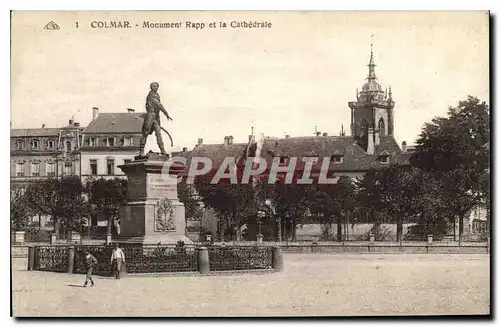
[67,245,75,274]
[272,246,283,272]
[197,247,210,274]
[50,233,57,245]
[27,246,35,271]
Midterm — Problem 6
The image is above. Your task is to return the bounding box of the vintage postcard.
[10,11,490,317]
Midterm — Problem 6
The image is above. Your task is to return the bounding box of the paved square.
[12,253,490,316]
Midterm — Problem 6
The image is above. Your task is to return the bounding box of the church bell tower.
[348,44,395,150]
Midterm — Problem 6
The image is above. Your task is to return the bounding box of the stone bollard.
[105,233,112,245]
[272,246,283,272]
[197,247,210,274]
[257,234,263,245]
[27,246,35,271]
[50,233,57,245]
[427,234,433,245]
[67,245,75,274]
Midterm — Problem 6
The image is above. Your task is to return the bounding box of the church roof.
[179,135,406,173]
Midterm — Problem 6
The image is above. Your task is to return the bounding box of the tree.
[10,188,31,231]
[413,96,490,242]
[357,165,420,242]
[194,172,257,241]
[307,177,357,242]
[24,176,88,237]
[178,181,203,221]
[86,178,127,236]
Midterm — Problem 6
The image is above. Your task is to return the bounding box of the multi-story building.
[80,107,143,183]
[10,119,83,189]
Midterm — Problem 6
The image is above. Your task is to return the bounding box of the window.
[378,118,386,137]
[123,136,134,146]
[379,156,389,164]
[124,159,132,165]
[31,139,40,150]
[90,138,97,147]
[16,140,24,150]
[64,161,72,175]
[47,140,55,149]
[106,159,115,175]
[66,140,72,152]
[47,162,55,177]
[31,162,40,177]
[107,137,115,147]
[16,163,25,177]
[331,155,343,163]
[90,160,98,175]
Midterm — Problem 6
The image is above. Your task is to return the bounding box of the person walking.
[83,249,98,287]
[111,243,126,279]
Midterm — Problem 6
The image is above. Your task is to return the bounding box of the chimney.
[228,135,234,145]
[197,138,203,145]
[374,129,380,146]
[74,122,80,127]
[402,141,407,153]
[127,108,135,113]
[285,134,290,139]
[42,124,45,129]
[223,136,229,145]
[92,107,99,120]
[182,147,188,152]
[367,127,375,154]
[316,132,321,137]
[322,132,328,137]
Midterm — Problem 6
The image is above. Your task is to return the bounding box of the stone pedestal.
[118,153,192,245]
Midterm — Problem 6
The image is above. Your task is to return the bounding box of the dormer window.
[89,138,98,147]
[47,140,55,149]
[106,137,115,147]
[16,139,24,150]
[31,139,40,150]
[123,136,134,146]
[66,140,72,152]
[331,155,344,163]
[378,150,390,164]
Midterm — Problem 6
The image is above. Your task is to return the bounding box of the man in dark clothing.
[83,250,98,287]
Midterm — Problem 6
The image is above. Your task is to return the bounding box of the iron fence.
[33,245,68,272]
[122,245,198,273]
[208,246,273,271]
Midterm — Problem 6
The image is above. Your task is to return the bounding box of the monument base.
[118,152,192,246]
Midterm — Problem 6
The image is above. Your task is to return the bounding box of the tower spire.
[368,40,377,80]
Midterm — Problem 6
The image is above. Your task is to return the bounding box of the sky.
[11,11,489,152]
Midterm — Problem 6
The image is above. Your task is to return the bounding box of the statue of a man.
[139,82,173,156]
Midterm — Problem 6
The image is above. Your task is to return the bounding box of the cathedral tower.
[348,44,395,150]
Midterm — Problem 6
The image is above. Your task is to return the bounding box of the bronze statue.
[139,82,174,156]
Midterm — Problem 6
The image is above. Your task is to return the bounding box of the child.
[83,249,98,287]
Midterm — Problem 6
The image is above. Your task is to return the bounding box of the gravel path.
[12,253,490,317]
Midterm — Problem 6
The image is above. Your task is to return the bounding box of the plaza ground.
[12,253,490,317]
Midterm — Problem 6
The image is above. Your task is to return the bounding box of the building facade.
[10,119,83,189]
[79,108,143,183]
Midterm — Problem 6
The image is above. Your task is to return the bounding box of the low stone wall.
[280,244,489,254]
[12,245,29,258]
